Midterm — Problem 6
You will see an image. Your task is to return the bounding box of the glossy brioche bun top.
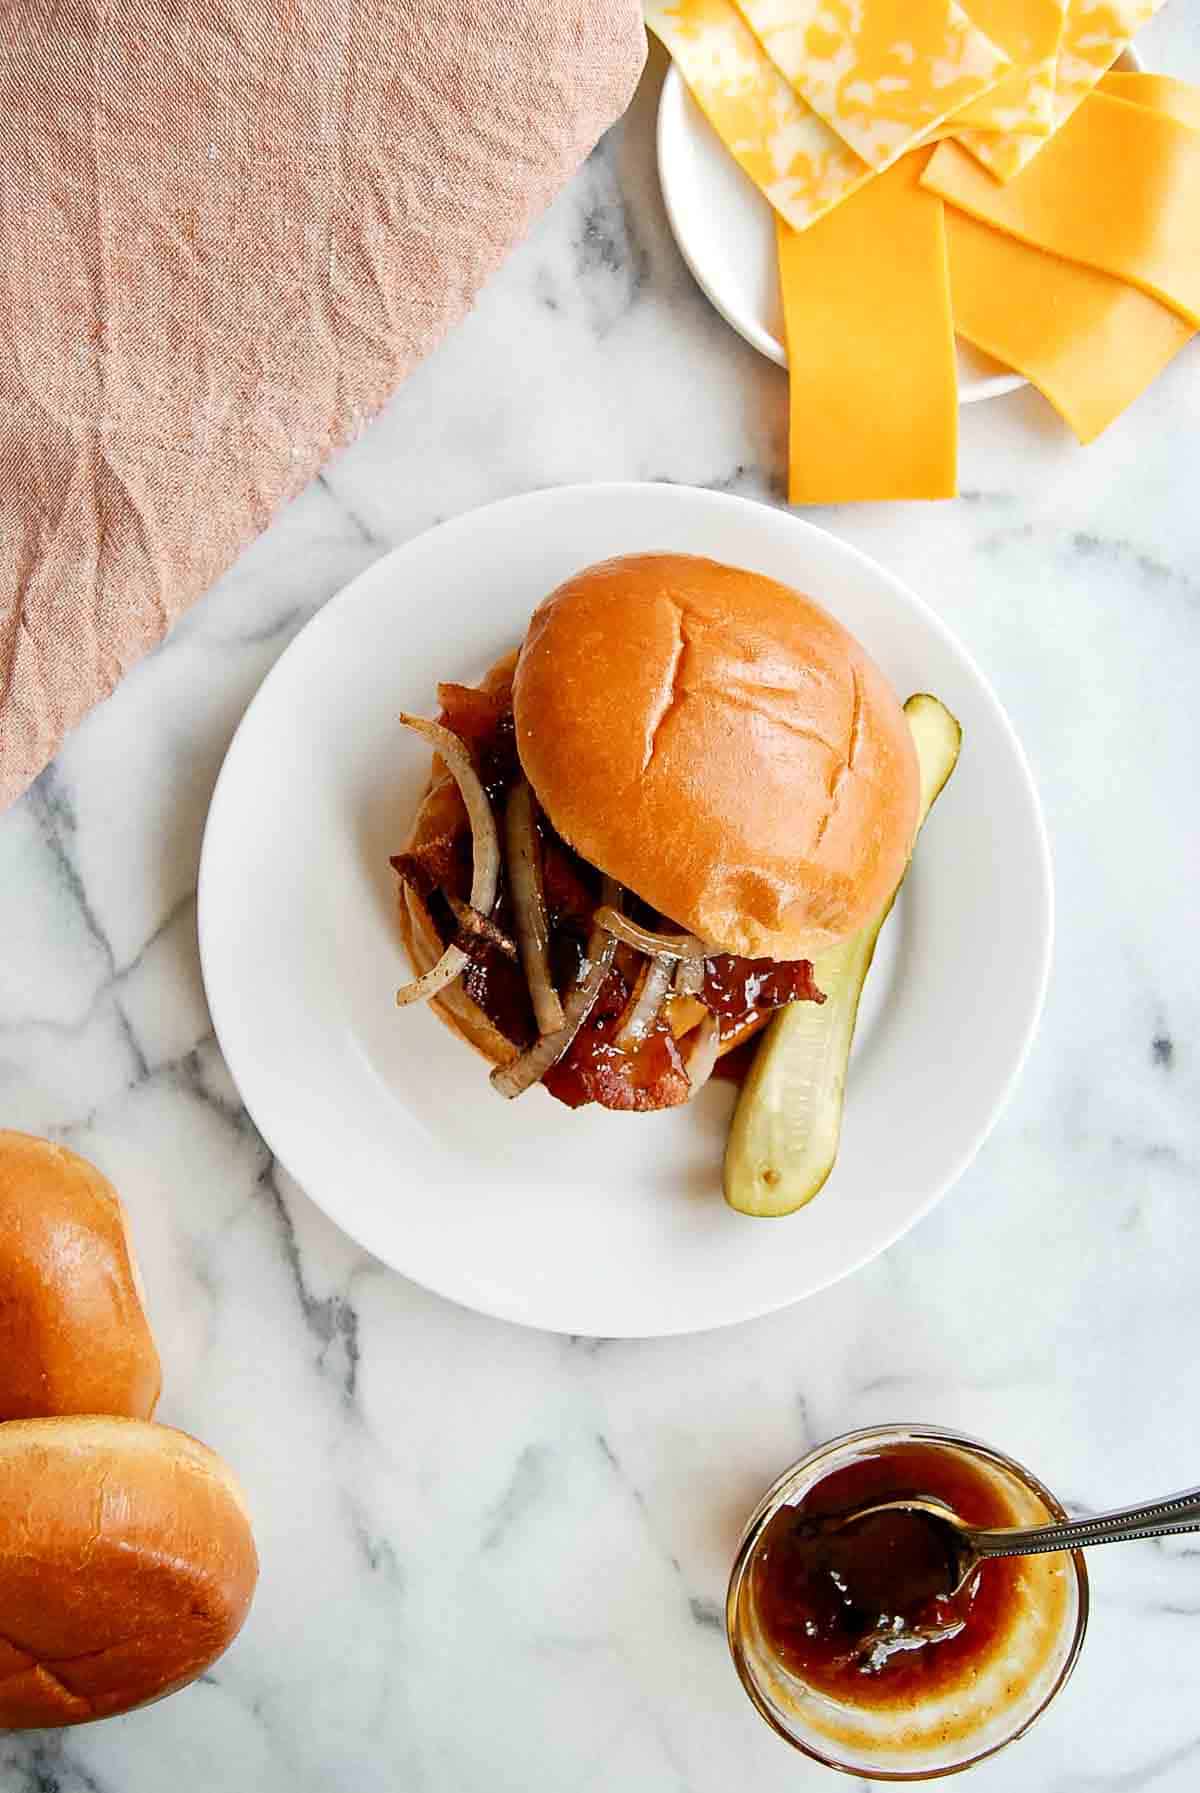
[0,1131,162,1423]
[0,1416,258,1729]
[512,553,920,960]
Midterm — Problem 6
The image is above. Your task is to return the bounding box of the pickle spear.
[723,694,962,1218]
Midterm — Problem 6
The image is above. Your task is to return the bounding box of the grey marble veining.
[2,10,1200,1790]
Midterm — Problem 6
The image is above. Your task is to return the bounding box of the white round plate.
[657,54,1143,402]
[199,483,1052,1338]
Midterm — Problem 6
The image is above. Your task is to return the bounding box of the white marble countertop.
[3,14,1200,1790]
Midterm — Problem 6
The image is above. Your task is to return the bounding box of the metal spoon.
[827,1485,1200,1600]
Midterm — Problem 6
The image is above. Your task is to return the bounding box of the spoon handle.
[973,1485,1200,1559]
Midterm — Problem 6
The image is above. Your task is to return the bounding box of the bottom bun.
[397,652,522,1069]
[0,1415,258,1729]
[399,776,521,1070]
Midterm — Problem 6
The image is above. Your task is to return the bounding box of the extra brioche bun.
[0,1132,162,1422]
[0,1416,258,1728]
[512,553,920,961]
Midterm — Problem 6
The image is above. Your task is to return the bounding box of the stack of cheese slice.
[646,0,1196,503]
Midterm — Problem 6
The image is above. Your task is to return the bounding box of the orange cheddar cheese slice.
[1099,70,1200,128]
[645,0,873,232]
[953,0,1065,136]
[778,151,957,503]
[947,215,1193,443]
[730,0,1011,170]
[924,95,1200,328]
[956,0,1166,180]
[948,73,1200,442]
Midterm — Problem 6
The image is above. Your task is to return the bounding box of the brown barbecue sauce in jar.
[750,1441,1024,1710]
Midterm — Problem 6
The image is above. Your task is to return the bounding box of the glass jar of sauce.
[726,1425,1089,1778]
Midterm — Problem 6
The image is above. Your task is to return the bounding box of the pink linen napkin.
[0,0,645,809]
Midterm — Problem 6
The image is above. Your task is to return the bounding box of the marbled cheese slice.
[728,0,1011,170]
[925,95,1200,327]
[952,0,1065,135]
[956,0,1166,180]
[778,150,957,503]
[1051,0,1166,123]
[646,0,873,232]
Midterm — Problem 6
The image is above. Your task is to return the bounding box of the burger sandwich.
[390,552,942,1153]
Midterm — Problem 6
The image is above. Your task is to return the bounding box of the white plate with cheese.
[657,53,1139,404]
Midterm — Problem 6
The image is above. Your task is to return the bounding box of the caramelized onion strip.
[594,907,708,962]
[393,714,501,1007]
[673,956,705,998]
[490,928,617,1099]
[505,781,565,1035]
[393,943,471,1008]
[683,1012,721,1096]
[615,957,672,1052]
